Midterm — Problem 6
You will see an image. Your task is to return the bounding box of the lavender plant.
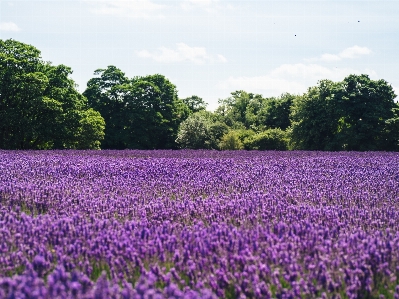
[1,150,399,298]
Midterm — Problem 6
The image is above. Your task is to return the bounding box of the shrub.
[219,131,244,150]
[244,128,288,150]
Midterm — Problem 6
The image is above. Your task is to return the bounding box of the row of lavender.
[1,150,399,298]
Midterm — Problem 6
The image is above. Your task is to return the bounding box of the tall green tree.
[290,75,397,151]
[84,66,131,149]
[215,91,294,132]
[334,74,397,150]
[134,74,189,149]
[290,80,341,150]
[0,39,104,149]
[385,105,399,151]
[181,95,208,113]
[215,91,263,129]
[84,67,188,149]
[258,93,295,130]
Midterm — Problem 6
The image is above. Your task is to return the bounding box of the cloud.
[217,63,377,96]
[137,43,227,64]
[306,46,372,62]
[339,46,372,59]
[0,22,20,32]
[88,0,165,18]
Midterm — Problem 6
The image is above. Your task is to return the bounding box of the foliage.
[257,93,295,130]
[289,80,341,150]
[290,75,398,151]
[175,111,227,149]
[181,95,208,113]
[219,130,244,150]
[215,91,296,132]
[385,106,399,150]
[208,121,229,149]
[334,74,398,151]
[84,67,188,149]
[175,112,211,149]
[225,128,255,145]
[215,90,263,129]
[0,39,104,149]
[74,108,105,150]
[243,128,288,150]
[2,40,399,151]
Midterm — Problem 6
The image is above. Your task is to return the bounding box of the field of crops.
[1,150,399,298]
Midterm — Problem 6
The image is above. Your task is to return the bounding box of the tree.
[74,108,105,149]
[334,74,397,150]
[134,74,188,149]
[215,91,262,129]
[290,75,397,151]
[215,91,296,132]
[0,39,104,149]
[84,68,188,149]
[175,112,211,149]
[83,66,129,149]
[258,93,295,130]
[175,111,227,149]
[385,105,399,151]
[208,121,229,149]
[181,95,208,113]
[290,80,341,150]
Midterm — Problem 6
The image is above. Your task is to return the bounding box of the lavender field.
[1,150,399,298]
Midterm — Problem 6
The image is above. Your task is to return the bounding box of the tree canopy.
[215,91,296,131]
[290,75,398,151]
[2,39,398,151]
[175,111,228,149]
[84,66,189,149]
[181,95,208,113]
[0,39,104,149]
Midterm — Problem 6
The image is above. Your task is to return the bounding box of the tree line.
[1,39,398,151]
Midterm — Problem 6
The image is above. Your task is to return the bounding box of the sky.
[0,0,398,110]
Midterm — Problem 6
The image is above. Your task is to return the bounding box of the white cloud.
[88,0,165,18]
[0,22,20,32]
[137,43,227,64]
[339,46,372,59]
[218,63,377,96]
[306,46,372,62]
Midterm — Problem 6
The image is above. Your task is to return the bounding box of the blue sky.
[1,0,398,110]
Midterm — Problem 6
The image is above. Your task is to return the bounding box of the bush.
[244,128,288,150]
[219,131,244,150]
[175,113,211,149]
